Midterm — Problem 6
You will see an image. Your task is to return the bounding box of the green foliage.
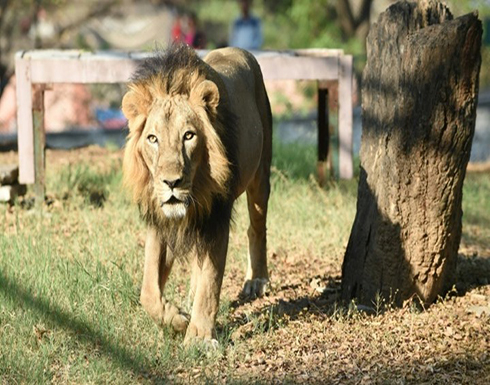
[270,0,341,49]
[192,0,363,55]
[462,172,490,246]
[192,0,490,86]
[445,0,490,16]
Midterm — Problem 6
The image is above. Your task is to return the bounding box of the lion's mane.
[122,44,238,254]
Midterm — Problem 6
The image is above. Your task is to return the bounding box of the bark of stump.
[341,0,482,306]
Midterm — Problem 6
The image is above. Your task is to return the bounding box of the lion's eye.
[147,135,158,144]
[183,131,196,141]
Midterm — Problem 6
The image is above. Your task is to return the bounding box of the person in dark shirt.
[229,0,263,50]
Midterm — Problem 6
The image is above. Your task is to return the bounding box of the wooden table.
[15,49,353,201]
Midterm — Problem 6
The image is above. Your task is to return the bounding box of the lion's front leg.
[140,226,189,332]
[184,226,229,347]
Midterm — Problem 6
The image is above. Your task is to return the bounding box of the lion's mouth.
[160,195,190,219]
[163,196,182,206]
[161,195,190,207]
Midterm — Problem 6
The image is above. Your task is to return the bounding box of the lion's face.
[141,96,204,219]
[122,77,231,224]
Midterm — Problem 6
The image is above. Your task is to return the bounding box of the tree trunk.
[336,0,373,43]
[341,0,482,306]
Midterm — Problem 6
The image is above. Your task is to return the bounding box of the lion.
[121,44,272,346]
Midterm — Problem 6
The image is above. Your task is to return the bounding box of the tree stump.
[341,0,482,306]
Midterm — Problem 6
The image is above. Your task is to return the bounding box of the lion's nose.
[163,178,182,189]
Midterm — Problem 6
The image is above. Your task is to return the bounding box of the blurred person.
[229,0,263,50]
[171,11,206,49]
[171,12,185,43]
[187,12,207,49]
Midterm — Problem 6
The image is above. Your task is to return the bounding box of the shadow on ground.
[0,271,165,383]
[226,252,490,337]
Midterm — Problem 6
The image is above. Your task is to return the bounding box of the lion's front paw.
[241,278,269,300]
[163,302,190,333]
[185,337,220,351]
[183,322,218,349]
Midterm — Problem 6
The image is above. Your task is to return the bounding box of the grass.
[461,172,490,247]
[0,143,489,383]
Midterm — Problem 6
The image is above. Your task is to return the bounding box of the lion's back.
[204,47,272,197]
[204,47,259,78]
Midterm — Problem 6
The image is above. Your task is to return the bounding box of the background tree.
[336,0,373,43]
[0,0,119,98]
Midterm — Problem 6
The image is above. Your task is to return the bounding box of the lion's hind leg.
[242,160,271,300]
[140,227,189,332]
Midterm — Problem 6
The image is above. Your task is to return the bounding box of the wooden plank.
[15,52,35,184]
[294,48,343,57]
[23,49,85,59]
[29,57,137,84]
[32,85,46,203]
[24,49,132,60]
[338,55,354,179]
[27,53,340,83]
[257,55,339,81]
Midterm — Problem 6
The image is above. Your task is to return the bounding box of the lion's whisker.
[188,194,201,209]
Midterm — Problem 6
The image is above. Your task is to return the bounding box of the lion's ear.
[122,88,151,133]
[122,90,141,121]
[190,80,220,117]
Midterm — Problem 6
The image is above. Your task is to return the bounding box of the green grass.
[462,172,490,247]
[0,143,354,382]
[0,143,489,383]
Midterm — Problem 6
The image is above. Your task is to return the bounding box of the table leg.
[15,53,35,185]
[317,86,330,185]
[32,85,46,204]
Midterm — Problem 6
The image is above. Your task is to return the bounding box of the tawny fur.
[121,44,272,345]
